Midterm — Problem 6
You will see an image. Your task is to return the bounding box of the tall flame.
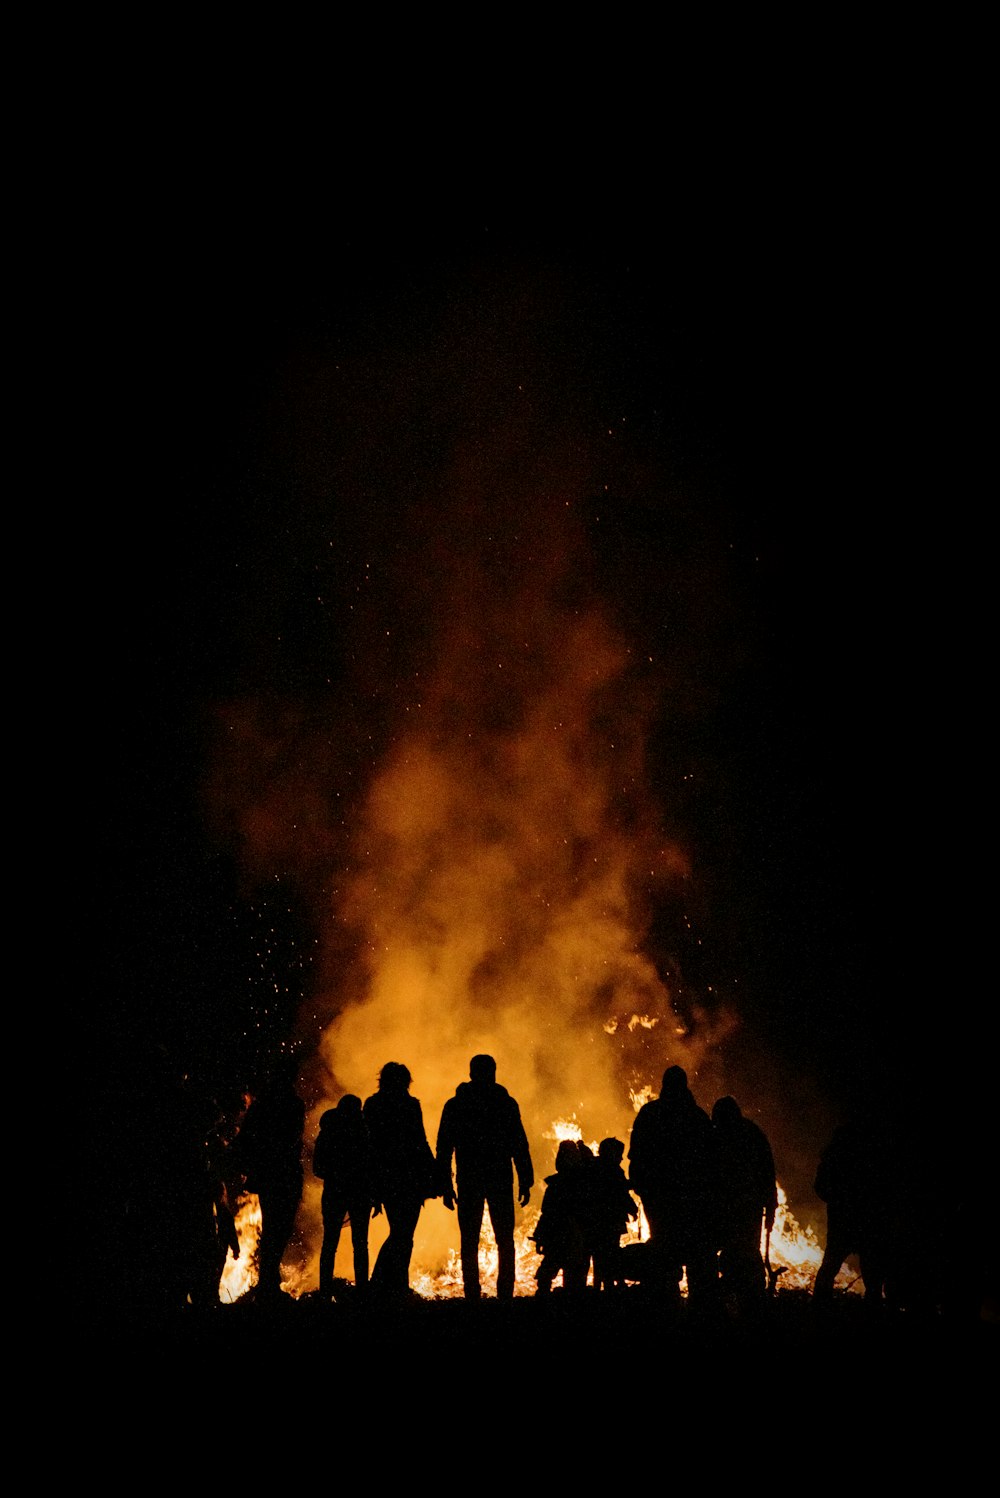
[292,572,743,1290]
[206,395,822,1298]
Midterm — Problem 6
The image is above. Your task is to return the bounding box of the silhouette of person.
[167,1072,232,1313]
[314,1095,373,1301]
[230,1056,306,1301]
[813,1108,891,1310]
[204,1090,245,1305]
[212,1186,241,1290]
[711,1095,777,1316]
[363,1062,439,1301]
[592,1137,639,1292]
[628,1065,720,1310]
[573,1140,601,1288]
[435,1054,534,1301]
[533,1140,591,1294]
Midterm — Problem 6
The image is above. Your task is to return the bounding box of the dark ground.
[82,1283,998,1363]
[68,1281,996,1454]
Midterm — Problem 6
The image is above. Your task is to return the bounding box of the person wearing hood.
[436,1054,534,1301]
[628,1064,720,1311]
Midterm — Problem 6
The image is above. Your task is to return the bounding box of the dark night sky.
[88,196,989,1310]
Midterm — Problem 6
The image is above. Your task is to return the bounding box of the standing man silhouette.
[231,1055,306,1302]
[436,1055,533,1301]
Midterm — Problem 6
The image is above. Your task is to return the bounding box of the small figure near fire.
[711,1095,777,1317]
[592,1136,639,1292]
[533,1140,591,1295]
[436,1054,534,1301]
[314,1094,374,1302]
[627,1065,720,1311]
[363,1062,439,1301]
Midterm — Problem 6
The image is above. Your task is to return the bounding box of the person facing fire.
[436,1054,534,1301]
[711,1095,777,1316]
[363,1062,439,1301]
[533,1139,591,1294]
[314,1095,374,1301]
[592,1137,639,1292]
[812,1107,892,1311]
[627,1065,720,1311]
[230,1054,306,1302]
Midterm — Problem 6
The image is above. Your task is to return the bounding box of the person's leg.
[814,1212,851,1300]
[257,1179,302,1297]
[347,1196,370,1294]
[488,1186,516,1300]
[641,1199,682,1304]
[320,1192,346,1298]
[535,1253,557,1293]
[373,1194,422,1296]
[457,1188,486,1300]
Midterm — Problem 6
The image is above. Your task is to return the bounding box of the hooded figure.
[712,1095,777,1314]
[628,1065,720,1308]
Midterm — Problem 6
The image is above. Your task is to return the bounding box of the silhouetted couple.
[321,1054,534,1304]
[628,1066,776,1315]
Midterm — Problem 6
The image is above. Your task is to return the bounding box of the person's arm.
[762,1135,778,1231]
[435,1099,456,1208]
[511,1103,533,1205]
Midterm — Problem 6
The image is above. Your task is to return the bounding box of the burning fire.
[219,1194,261,1303]
[219,1120,852,1303]
[208,449,843,1306]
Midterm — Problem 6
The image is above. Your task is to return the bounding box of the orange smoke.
[304,584,737,1289]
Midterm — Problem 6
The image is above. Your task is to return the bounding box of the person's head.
[378,1062,412,1093]
[318,1107,337,1131]
[337,1093,362,1118]
[660,1064,688,1098]
[712,1095,742,1127]
[469,1054,497,1084]
[555,1140,579,1171]
[599,1136,624,1165]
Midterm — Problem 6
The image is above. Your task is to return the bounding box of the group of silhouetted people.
[532,1136,639,1294]
[311,1054,533,1305]
[538,1066,778,1317]
[166,1051,990,1326]
[305,1057,781,1315]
